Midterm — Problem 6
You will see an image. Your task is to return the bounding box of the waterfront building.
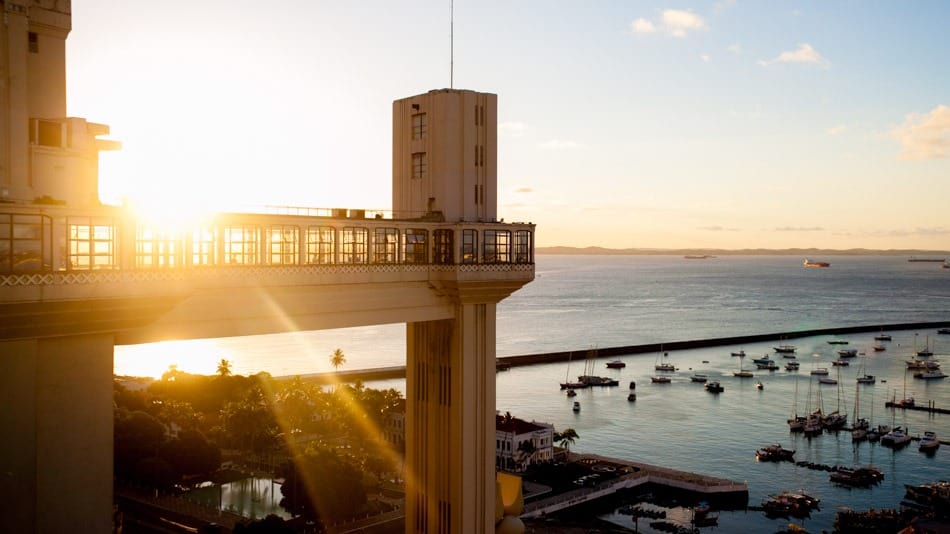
[495,414,555,471]
[384,398,407,451]
[1,4,534,534]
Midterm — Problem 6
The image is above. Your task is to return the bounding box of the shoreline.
[273,320,950,384]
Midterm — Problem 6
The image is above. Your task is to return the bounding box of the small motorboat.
[605,360,626,369]
[731,350,746,357]
[818,377,838,385]
[572,401,581,412]
[627,393,637,402]
[705,381,724,393]
[756,382,764,390]
[919,431,939,452]
[690,374,709,383]
[566,389,577,397]
[651,376,672,383]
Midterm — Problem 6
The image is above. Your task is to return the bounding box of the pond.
[185,477,291,520]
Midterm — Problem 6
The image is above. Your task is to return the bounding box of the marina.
[115,254,950,531]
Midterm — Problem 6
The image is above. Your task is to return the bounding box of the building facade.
[495,414,555,472]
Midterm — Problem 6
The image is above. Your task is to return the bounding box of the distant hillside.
[536,246,950,257]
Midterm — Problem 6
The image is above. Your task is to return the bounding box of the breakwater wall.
[291,321,950,384]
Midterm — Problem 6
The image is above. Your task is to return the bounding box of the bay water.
[115,255,950,531]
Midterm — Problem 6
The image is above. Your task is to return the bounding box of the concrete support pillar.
[405,302,496,533]
[0,334,115,533]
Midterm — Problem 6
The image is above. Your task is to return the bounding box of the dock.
[520,453,747,519]
[885,400,950,415]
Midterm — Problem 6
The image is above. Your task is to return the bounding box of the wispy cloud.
[698,225,740,232]
[727,43,742,55]
[774,226,825,232]
[538,139,584,150]
[499,121,527,138]
[662,9,707,37]
[631,18,656,34]
[827,124,848,136]
[514,187,534,194]
[758,43,829,68]
[891,104,950,160]
[631,9,707,38]
[860,227,950,238]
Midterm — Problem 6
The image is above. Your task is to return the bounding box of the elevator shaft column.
[405,299,497,533]
[0,333,115,533]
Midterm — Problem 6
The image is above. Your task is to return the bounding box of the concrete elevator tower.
[393,90,506,533]
[0,0,117,206]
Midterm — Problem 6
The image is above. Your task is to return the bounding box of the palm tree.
[217,358,232,377]
[329,348,346,372]
[555,427,579,452]
[515,440,538,471]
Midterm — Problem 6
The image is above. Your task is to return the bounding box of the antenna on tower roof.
[450,0,454,89]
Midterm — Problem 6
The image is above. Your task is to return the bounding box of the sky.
[66,1,950,250]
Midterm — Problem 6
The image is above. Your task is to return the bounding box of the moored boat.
[828,339,849,345]
[810,367,829,376]
[572,401,581,412]
[874,332,892,341]
[566,389,577,397]
[705,380,724,393]
[756,443,795,462]
[856,374,875,384]
[913,370,947,379]
[651,375,671,384]
[872,344,887,351]
[762,491,820,518]
[939,327,950,334]
[832,359,850,367]
[785,361,800,371]
[627,393,636,402]
[577,375,620,386]
[605,360,626,369]
[818,377,838,385]
[830,466,884,487]
[837,348,858,358]
[774,344,797,354]
[919,431,939,452]
[690,373,708,383]
[881,426,912,447]
[731,349,746,357]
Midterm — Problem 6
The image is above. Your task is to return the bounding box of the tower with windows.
[394,89,516,533]
[0,1,118,207]
[393,89,497,222]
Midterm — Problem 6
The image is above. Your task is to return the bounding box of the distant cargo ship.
[684,255,715,259]
[908,257,945,262]
[803,259,830,268]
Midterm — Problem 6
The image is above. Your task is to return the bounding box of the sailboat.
[821,366,848,430]
[655,346,675,372]
[560,351,588,390]
[787,375,805,432]
[803,376,823,436]
[734,356,753,378]
[851,382,868,441]
[867,387,883,442]
[856,359,875,384]
[917,335,934,357]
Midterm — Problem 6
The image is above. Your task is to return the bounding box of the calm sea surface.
[116,255,950,532]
